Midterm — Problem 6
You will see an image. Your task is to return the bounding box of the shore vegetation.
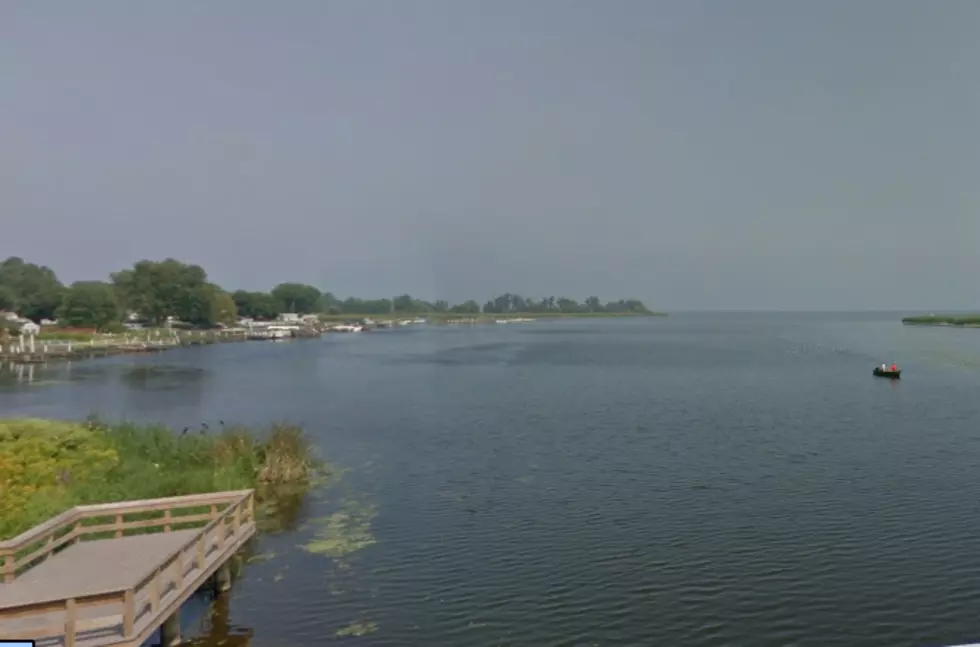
[0,255,662,331]
[902,314,980,327]
[0,417,322,540]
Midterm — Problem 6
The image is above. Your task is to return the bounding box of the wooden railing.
[0,490,254,583]
[0,490,255,646]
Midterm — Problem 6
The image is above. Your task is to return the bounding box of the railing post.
[174,550,185,588]
[217,513,227,549]
[247,491,255,523]
[196,534,205,569]
[65,598,77,647]
[164,508,173,532]
[115,513,124,538]
[2,551,14,583]
[123,589,135,637]
[233,501,242,534]
[150,568,161,612]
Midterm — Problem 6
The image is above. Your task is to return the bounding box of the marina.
[0,314,541,366]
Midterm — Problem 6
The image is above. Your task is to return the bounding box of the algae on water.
[302,500,378,558]
[334,619,379,638]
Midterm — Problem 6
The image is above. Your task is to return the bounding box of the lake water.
[4,312,980,647]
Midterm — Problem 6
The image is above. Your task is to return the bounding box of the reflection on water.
[0,361,71,387]
[183,591,254,647]
[119,364,208,390]
[0,362,38,385]
[255,486,310,534]
[182,484,329,645]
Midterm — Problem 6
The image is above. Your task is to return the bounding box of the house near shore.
[0,311,40,334]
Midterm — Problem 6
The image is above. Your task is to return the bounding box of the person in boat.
[890,362,897,372]
[880,363,887,371]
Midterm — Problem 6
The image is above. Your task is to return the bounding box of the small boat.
[873,367,901,379]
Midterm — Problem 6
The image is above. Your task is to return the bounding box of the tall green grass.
[0,418,322,540]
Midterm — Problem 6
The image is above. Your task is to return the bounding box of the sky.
[2,0,978,310]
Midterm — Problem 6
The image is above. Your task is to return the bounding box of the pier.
[0,490,256,647]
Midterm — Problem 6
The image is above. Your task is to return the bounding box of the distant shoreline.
[317,311,668,322]
[901,314,980,328]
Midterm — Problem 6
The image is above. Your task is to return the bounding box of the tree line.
[0,256,652,331]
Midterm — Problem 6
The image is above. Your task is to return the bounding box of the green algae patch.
[334,619,379,637]
[302,500,378,558]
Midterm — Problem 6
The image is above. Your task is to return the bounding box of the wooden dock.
[0,490,256,647]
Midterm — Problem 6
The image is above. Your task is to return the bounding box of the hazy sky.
[3,1,978,310]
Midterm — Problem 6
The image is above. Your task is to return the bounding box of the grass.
[902,314,980,326]
[31,328,245,347]
[0,418,322,540]
[36,330,101,342]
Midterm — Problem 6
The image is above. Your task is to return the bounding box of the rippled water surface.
[4,312,980,647]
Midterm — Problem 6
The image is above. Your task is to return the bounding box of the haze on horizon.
[2,1,977,311]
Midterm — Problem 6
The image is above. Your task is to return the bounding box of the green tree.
[270,283,321,314]
[0,318,20,339]
[209,289,238,326]
[0,256,64,321]
[232,290,281,319]
[450,300,481,314]
[341,297,392,315]
[603,298,649,313]
[317,291,340,313]
[0,286,16,312]
[56,281,122,330]
[556,297,581,313]
[111,259,210,325]
[393,294,433,313]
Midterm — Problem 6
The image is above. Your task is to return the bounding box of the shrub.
[0,418,321,540]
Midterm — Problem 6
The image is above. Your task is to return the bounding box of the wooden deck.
[0,490,256,647]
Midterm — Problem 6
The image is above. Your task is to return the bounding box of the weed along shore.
[0,418,325,541]
[902,314,980,327]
